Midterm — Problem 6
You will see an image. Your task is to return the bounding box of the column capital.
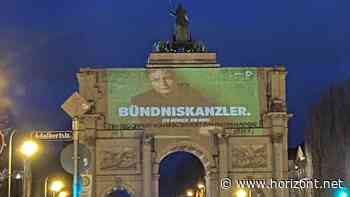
[143,134,154,145]
[81,129,96,147]
[217,133,229,144]
[271,133,284,143]
[265,112,291,120]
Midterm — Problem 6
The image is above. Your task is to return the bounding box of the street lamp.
[20,140,39,158]
[236,189,248,197]
[44,176,64,197]
[48,180,65,197]
[186,189,194,197]
[197,183,205,189]
[14,171,23,180]
[58,191,69,197]
[20,140,39,197]
[197,182,205,197]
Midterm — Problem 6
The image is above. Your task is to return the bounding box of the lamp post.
[58,191,69,197]
[8,129,16,197]
[20,140,39,197]
[44,176,50,197]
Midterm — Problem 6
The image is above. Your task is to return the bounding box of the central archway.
[154,140,217,197]
[159,151,206,197]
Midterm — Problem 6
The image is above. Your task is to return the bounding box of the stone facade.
[65,52,291,197]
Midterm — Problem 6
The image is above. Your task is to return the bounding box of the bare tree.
[305,80,350,197]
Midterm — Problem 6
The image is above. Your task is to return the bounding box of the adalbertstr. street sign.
[32,131,73,141]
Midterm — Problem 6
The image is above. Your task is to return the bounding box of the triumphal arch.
[65,5,290,197]
[69,52,290,197]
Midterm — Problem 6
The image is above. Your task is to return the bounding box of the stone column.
[143,136,153,197]
[152,173,160,197]
[269,113,289,197]
[271,134,284,197]
[206,171,219,197]
[80,115,99,197]
[152,161,160,197]
[82,128,96,197]
[218,134,230,197]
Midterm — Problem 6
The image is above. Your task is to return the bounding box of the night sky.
[1,0,350,148]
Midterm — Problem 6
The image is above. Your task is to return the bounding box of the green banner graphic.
[107,68,260,129]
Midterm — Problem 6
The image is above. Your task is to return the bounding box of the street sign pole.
[61,92,91,197]
[73,117,79,197]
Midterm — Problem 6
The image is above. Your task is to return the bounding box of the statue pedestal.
[146,52,220,68]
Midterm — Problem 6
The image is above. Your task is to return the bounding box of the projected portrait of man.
[129,69,229,129]
[131,69,211,107]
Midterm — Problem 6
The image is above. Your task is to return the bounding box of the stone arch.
[155,140,217,197]
[102,182,136,197]
[156,140,215,174]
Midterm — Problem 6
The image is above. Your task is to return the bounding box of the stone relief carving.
[99,147,137,170]
[232,145,268,168]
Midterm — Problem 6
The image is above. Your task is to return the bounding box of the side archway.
[102,183,136,197]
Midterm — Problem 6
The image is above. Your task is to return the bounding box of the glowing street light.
[186,189,194,197]
[14,172,22,180]
[20,139,39,197]
[20,140,39,158]
[50,180,65,192]
[197,183,205,189]
[58,191,69,197]
[45,177,66,197]
[236,189,248,197]
[197,182,206,197]
[49,179,65,197]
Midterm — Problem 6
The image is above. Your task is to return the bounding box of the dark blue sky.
[1,0,349,147]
